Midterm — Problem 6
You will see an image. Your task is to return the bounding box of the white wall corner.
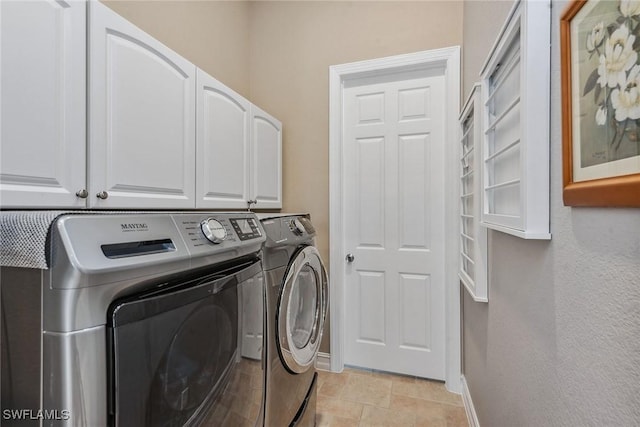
[444,45,462,395]
[461,375,481,427]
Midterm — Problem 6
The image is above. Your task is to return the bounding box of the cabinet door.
[88,1,196,209]
[196,69,250,209]
[250,105,282,209]
[0,0,87,208]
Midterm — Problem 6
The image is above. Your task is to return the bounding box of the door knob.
[346,253,355,263]
[75,189,88,198]
[96,191,109,200]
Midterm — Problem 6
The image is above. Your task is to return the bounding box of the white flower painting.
[581,0,640,165]
[562,0,640,203]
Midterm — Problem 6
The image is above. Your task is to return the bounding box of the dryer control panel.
[258,214,316,249]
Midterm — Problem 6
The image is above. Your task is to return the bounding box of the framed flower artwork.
[561,0,640,206]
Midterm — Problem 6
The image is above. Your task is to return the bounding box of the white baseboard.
[461,375,480,427]
[315,352,331,371]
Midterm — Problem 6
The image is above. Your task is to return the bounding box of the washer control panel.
[173,213,265,255]
[229,217,262,241]
[55,212,265,281]
[200,218,227,244]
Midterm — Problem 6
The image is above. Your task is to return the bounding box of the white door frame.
[328,46,461,393]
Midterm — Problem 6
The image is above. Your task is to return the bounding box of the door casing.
[328,47,461,393]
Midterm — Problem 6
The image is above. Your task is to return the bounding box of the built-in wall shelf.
[459,84,488,303]
[479,0,551,240]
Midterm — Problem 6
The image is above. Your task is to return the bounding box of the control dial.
[201,218,227,244]
[289,218,305,236]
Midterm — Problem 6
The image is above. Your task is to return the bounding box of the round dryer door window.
[278,246,328,373]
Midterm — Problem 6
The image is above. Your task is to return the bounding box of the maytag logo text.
[120,223,149,232]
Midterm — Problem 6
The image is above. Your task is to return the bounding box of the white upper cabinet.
[196,69,251,209]
[1,1,281,211]
[88,1,196,209]
[0,0,87,208]
[196,70,283,210]
[250,105,282,209]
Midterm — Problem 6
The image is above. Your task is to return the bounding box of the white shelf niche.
[479,0,551,240]
[459,84,488,303]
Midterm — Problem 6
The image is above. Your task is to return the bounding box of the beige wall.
[102,0,251,98]
[249,1,463,270]
[462,0,514,100]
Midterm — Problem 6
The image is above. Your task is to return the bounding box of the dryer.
[257,214,328,426]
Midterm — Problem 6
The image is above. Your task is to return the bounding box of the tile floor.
[316,367,468,427]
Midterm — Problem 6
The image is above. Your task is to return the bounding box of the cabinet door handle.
[76,189,88,198]
[96,191,109,200]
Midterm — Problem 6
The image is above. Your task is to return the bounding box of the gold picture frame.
[561,0,640,207]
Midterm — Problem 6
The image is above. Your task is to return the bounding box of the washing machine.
[257,214,328,426]
[1,212,266,426]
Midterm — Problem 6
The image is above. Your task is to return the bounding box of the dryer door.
[277,246,328,373]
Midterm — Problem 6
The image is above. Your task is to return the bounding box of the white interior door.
[343,68,446,380]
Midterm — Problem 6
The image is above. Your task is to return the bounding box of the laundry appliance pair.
[0,212,327,426]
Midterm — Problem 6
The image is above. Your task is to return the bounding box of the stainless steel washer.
[1,212,266,426]
[258,214,328,426]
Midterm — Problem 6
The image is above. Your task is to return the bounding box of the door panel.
[398,133,430,249]
[344,69,445,379]
[399,273,431,350]
[89,1,195,208]
[0,0,86,208]
[356,137,385,248]
[356,271,385,344]
[398,87,430,121]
